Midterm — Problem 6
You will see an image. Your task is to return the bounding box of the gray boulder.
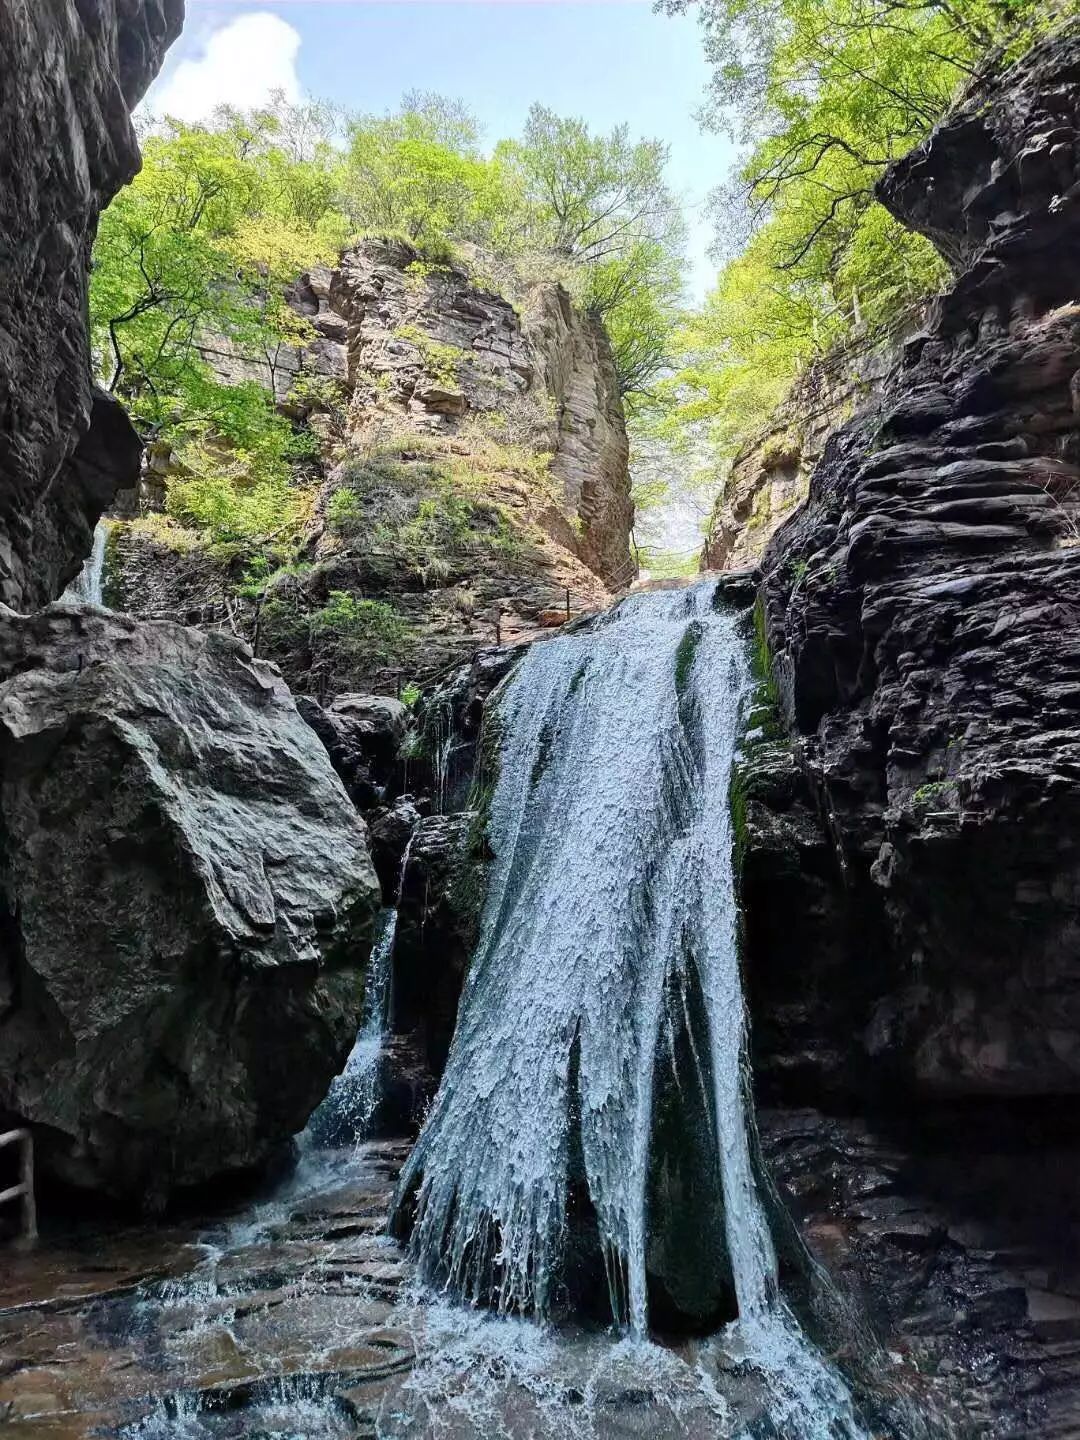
[0,605,380,1206]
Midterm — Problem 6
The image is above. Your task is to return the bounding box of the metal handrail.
[0,1128,36,1245]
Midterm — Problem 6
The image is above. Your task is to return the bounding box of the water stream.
[4,580,877,1439]
[61,518,108,606]
[394,579,866,1437]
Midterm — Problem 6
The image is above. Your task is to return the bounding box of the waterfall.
[61,519,108,606]
[307,834,415,1147]
[394,579,866,1436]
[305,907,398,1146]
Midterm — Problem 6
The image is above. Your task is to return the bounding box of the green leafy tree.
[340,94,518,254]
[90,104,346,541]
[495,107,687,393]
[658,0,1053,459]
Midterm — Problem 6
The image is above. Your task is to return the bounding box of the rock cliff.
[701,323,910,572]
[755,20,1080,1100]
[0,605,380,1206]
[730,28,1080,1427]
[109,238,634,694]
[0,0,182,611]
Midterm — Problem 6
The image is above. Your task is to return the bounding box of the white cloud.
[144,13,302,122]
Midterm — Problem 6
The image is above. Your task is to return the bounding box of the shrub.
[311,592,414,675]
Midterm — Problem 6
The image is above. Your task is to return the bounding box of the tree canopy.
[90,93,688,544]
[655,0,1053,463]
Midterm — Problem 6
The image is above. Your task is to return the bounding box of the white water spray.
[395,579,866,1437]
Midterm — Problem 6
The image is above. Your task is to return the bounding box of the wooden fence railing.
[0,1128,36,1245]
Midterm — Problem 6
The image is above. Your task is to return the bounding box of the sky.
[144,0,737,301]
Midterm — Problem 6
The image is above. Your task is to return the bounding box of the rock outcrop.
[757,21,1080,1099]
[0,0,182,611]
[315,240,633,591]
[0,605,380,1205]
[110,238,634,696]
[702,323,911,573]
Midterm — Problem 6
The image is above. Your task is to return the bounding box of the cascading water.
[306,905,398,1147]
[61,518,108,606]
[394,579,868,1437]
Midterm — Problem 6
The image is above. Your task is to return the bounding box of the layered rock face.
[111,239,634,693]
[319,240,633,589]
[758,23,1080,1098]
[0,0,182,611]
[0,605,380,1205]
[702,324,909,573]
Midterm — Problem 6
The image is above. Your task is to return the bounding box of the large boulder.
[757,21,1080,1099]
[0,605,380,1206]
[0,0,183,610]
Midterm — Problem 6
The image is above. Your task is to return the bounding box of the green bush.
[310,592,414,673]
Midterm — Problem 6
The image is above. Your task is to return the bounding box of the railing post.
[0,1128,36,1247]
[565,587,570,621]
[20,1131,35,1245]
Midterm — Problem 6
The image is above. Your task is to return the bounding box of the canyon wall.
[111,238,634,695]
[702,323,911,572]
[755,20,1080,1101]
[0,0,182,611]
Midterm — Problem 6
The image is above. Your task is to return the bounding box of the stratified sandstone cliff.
[0,0,182,611]
[757,21,1080,1099]
[112,238,634,694]
[701,324,909,572]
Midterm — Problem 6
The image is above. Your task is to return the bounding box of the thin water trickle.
[61,518,108,606]
[394,578,867,1437]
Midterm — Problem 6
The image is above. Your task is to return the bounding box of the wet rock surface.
[0,1139,417,1438]
[298,693,409,811]
[0,604,380,1204]
[760,1104,1080,1438]
[0,1136,803,1439]
[0,0,182,610]
[391,812,480,1088]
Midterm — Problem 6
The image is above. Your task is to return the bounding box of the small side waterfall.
[305,907,398,1147]
[394,580,866,1436]
[307,835,416,1147]
[61,519,108,606]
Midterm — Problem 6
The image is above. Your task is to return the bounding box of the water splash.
[394,579,866,1437]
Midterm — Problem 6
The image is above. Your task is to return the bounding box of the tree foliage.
[91,102,348,540]
[90,93,687,548]
[657,0,1052,460]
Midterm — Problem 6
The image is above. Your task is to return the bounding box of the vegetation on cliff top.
[90,94,685,552]
[656,0,1053,468]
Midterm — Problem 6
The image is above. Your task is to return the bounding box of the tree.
[90,105,347,540]
[496,106,688,394]
[340,95,517,253]
[657,0,1052,459]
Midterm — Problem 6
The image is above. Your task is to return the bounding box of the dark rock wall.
[0,0,182,611]
[757,21,1080,1100]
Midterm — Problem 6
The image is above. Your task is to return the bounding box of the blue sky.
[146,1,736,299]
